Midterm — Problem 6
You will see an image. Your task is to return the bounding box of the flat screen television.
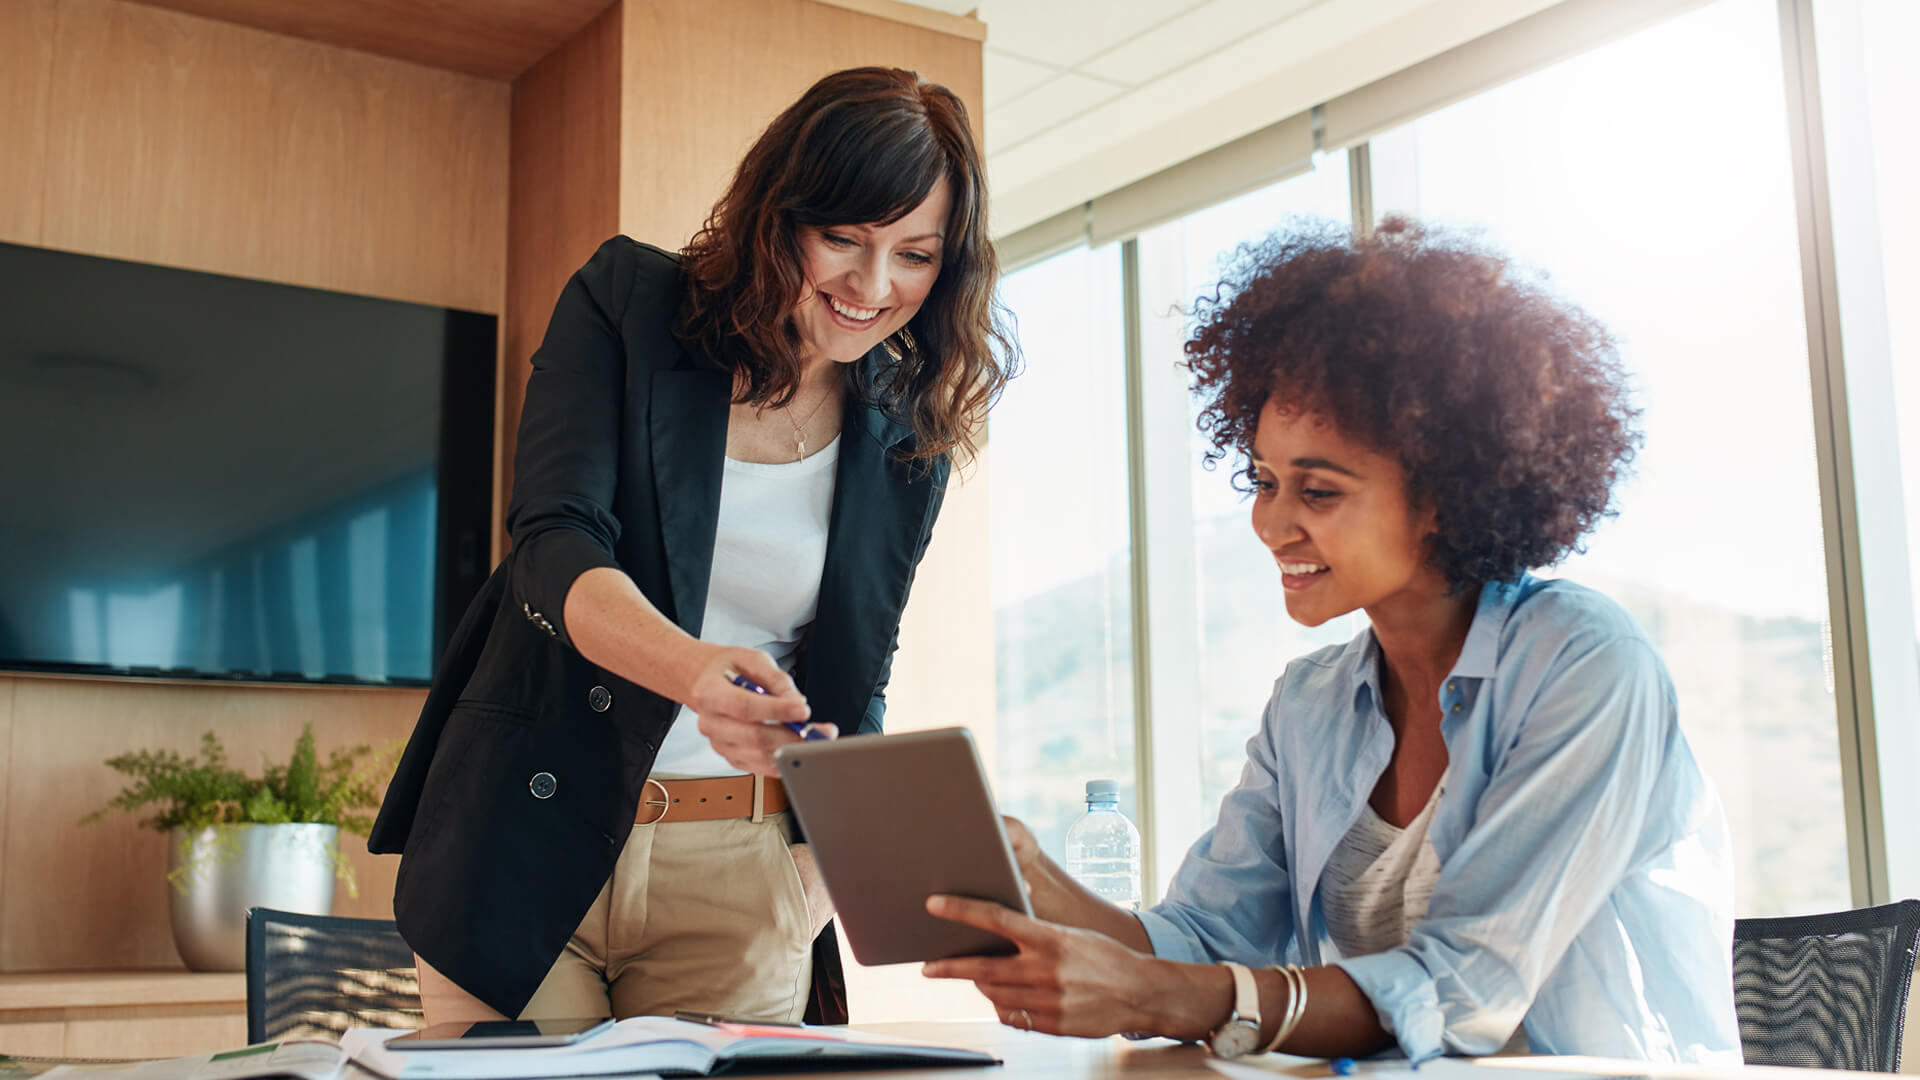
[0,242,496,686]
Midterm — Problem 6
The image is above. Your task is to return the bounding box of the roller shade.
[996,0,1716,271]
[1088,111,1315,250]
[995,204,1089,274]
[1320,0,1714,151]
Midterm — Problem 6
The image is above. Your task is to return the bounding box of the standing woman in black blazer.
[368,67,1013,1027]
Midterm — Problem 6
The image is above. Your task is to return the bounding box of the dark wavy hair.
[677,66,1016,464]
[1185,217,1641,591]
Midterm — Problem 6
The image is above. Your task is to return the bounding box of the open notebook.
[33,1018,997,1080]
[343,1018,997,1078]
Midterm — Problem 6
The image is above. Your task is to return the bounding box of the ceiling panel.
[985,71,1129,154]
[1078,0,1322,86]
[978,0,1201,71]
[123,0,615,80]
[984,48,1060,108]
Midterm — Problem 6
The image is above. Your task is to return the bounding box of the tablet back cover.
[776,727,1031,965]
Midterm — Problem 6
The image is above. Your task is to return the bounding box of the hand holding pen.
[684,647,831,775]
[729,672,832,741]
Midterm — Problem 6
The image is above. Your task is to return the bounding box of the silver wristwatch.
[1207,960,1263,1058]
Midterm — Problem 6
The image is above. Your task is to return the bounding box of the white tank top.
[1322,779,1445,959]
[648,435,839,778]
[1321,779,1535,1053]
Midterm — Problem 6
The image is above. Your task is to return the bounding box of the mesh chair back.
[1732,899,1920,1071]
[245,907,424,1044]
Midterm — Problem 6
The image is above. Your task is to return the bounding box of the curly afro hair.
[1185,216,1640,592]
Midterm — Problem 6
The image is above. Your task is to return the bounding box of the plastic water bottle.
[1064,779,1143,909]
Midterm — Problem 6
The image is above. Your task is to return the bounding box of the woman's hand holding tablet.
[773,728,1031,965]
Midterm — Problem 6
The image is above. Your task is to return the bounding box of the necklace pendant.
[795,435,806,462]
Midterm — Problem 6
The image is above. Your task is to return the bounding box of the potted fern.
[83,723,398,971]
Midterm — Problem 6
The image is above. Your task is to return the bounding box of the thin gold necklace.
[785,388,834,461]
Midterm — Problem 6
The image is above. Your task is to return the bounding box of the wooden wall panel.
[618,0,985,251]
[0,0,59,246]
[0,676,424,971]
[0,0,510,974]
[499,4,623,547]
[123,0,614,81]
[39,0,509,314]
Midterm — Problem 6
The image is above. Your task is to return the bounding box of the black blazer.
[368,237,950,1021]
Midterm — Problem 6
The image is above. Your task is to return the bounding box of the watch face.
[1210,1018,1262,1059]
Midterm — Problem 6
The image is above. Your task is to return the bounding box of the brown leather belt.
[637,775,789,825]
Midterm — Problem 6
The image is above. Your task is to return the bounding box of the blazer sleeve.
[503,238,637,651]
[855,458,951,735]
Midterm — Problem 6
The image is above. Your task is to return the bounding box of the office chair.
[1732,898,1920,1070]
[245,907,424,1044]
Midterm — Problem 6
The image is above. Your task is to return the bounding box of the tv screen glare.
[0,242,495,685]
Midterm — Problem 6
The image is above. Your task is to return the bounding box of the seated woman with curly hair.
[924,218,1740,1064]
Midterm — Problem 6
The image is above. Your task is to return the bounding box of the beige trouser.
[417,811,814,1023]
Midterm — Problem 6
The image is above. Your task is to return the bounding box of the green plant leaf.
[83,722,402,885]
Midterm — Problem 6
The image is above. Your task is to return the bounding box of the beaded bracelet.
[1263,963,1308,1054]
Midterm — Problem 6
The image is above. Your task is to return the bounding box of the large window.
[985,0,1918,930]
[1835,0,1920,894]
[1858,0,1920,708]
[990,244,1136,862]
[1366,0,1844,915]
[1135,157,1360,820]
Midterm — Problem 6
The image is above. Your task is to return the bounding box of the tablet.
[775,727,1032,965]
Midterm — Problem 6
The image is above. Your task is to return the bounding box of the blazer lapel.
[649,366,730,636]
[807,373,939,730]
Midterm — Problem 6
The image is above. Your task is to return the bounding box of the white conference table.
[808,1022,1892,1080]
[0,1020,1884,1080]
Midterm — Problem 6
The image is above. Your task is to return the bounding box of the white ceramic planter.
[166,823,338,971]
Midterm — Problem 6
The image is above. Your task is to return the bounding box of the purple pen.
[729,672,830,740]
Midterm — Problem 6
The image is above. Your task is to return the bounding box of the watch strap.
[1225,960,1261,1030]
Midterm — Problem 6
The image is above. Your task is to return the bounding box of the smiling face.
[1247,400,1447,627]
[791,177,952,367]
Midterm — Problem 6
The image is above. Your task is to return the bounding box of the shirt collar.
[1347,574,1533,710]
[1453,574,1536,681]
[1351,632,1383,714]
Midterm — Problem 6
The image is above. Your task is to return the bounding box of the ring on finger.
[1010,1008,1031,1031]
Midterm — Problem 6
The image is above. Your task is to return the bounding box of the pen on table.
[1331,1058,1357,1076]
[728,672,830,740]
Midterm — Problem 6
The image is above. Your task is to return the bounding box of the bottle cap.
[1085,779,1120,796]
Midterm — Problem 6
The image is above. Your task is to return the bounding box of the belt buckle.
[637,778,671,826]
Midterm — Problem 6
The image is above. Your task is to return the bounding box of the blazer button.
[588,685,612,713]
[529,772,557,799]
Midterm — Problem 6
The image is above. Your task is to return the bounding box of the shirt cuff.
[1134,908,1210,964]
[1333,949,1448,1064]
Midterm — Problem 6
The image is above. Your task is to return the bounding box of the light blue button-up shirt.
[1136,575,1741,1064]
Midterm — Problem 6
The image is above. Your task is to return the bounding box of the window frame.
[992,0,1918,911]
